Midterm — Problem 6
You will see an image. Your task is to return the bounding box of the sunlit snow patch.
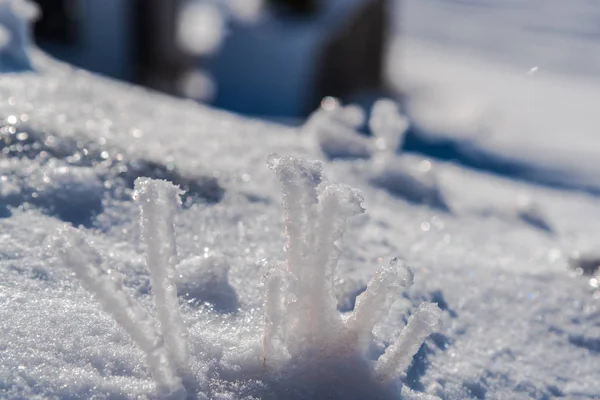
[53,154,442,399]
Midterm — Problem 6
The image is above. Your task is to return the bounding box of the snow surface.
[2,0,600,399]
[392,0,600,194]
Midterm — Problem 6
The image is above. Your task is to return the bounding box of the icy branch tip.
[49,225,106,271]
[133,177,183,205]
[319,184,365,216]
[388,257,414,287]
[267,153,324,185]
[374,302,443,382]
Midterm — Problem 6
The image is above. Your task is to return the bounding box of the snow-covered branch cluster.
[303,98,448,209]
[263,154,442,396]
[53,154,442,399]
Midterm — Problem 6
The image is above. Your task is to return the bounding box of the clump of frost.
[302,96,373,159]
[302,98,408,160]
[262,153,443,398]
[0,0,39,71]
[367,100,448,209]
[302,97,448,209]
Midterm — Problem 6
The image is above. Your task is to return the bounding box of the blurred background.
[30,0,392,119]
[29,0,600,123]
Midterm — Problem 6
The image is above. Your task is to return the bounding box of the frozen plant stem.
[345,259,414,354]
[374,303,443,382]
[54,178,197,399]
[52,228,186,399]
[135,178,192,382]
[267,154,364,355]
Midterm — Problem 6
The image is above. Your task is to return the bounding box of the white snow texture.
[2,0,600,399]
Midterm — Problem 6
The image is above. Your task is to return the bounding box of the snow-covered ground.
[393,0,600,193]
[2,0,600,399]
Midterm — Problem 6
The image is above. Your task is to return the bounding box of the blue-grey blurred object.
[31,0,388,118]
[32,0,134,81]
[206,0,388,117]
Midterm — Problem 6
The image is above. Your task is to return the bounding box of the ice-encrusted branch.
[53,178,198,399]
[134,178,191,382]
[345,259,414,354]
[52,227,186,400]
[267,154,366,356]
[302,97,372,159]
[374,302,443,382]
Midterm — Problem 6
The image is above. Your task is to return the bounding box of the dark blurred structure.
[31,0,135,81]
[268,0,319,15]
[312,0,387,112]
[131,0,190,94]
[31,0,389,118]
[206,0,388,117]
[31,0,189,93]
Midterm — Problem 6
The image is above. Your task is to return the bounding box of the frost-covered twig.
[302,97,372,159]
[135,178,192,382]
[345,259,414,354]
[374,302,443,382]
[53,178,198,399]
[52,227,187,399]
